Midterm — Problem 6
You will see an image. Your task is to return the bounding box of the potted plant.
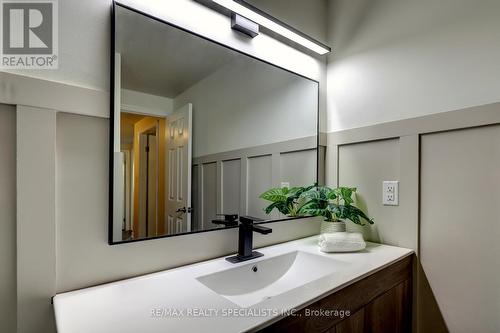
[260,185,315,217]
[299,186,374,233]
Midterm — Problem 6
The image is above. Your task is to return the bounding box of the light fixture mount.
[231,13,259,38]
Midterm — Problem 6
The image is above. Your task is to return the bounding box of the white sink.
[196,251,349,308]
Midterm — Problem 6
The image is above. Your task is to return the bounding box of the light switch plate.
[383,181,399,206]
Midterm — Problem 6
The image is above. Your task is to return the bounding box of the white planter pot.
[320,220,346,233]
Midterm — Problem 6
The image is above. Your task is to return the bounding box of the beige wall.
[326,0,500,132]
[2,0,110,91]
[0,104,16,333]
[247,0,327,44]
[173,59,318,158]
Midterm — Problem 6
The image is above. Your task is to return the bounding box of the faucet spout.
[252,224,272,235]
[225,216,272,263]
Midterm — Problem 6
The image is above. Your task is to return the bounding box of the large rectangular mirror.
[110,3,319,244]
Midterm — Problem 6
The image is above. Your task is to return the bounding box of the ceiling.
[116,6,239,98]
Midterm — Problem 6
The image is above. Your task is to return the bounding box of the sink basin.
[196,251,349,308]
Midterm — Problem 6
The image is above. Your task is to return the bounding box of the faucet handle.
[216,214,239,222]
[239,215,265,225]
[212,214,239,227]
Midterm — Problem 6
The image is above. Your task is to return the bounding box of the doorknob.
[176,207,193,214]
[176,207,187,214]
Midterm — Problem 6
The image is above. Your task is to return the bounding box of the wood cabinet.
[259,255,413,333]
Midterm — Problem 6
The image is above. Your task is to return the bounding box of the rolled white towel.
[318,232,366,253]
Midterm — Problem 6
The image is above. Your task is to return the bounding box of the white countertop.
[53,236,413,333]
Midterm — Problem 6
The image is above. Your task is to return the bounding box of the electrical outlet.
[281,182,290,189]
[383,181,399,206]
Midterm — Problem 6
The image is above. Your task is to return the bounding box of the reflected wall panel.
[280,149,317,187]
[201,162,217,229]
[221,159,241,216]
[247,155,273,219]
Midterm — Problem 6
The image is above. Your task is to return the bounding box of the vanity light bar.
[211,0,331,55]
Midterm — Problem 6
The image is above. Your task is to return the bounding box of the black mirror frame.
[108,1,321,245]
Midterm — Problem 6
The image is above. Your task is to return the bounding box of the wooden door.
[364,280,412,333]
[166,104,193,234]
[333,309,364,333]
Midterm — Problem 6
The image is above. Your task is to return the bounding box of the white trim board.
[121,103,172,117]
[327,101,500,146]
[0,72,108,118]
[121,88,174,117]
[16,106,57,332]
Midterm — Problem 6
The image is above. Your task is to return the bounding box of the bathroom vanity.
[260,253,412,333]
[53,236,413,333]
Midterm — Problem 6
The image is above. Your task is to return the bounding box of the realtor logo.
[1,0,58,69]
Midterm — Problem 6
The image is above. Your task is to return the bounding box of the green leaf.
[341,187,354,205]
[287,187,302,196]
[317,186,330,200]
[264,202,280,214]
[260,188,287,202]
[326,189,337,200]
[300,188,320,200]
[264,201,292,215]
[340,205,374,225]
[300,208,325,216]
[298,200,318,212]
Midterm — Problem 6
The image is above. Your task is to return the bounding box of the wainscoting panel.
[326,102,500,333]
[191,165,201,231]
[221,159,241,216]
[192,136,318,227]
[280,149,317,188]
[420,125,500,333]
[337,138,402,245]
[201,162,217,230]
[247,155,273,220]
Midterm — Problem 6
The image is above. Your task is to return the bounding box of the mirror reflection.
[112,5,319,242]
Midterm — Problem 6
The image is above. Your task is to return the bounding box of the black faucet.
[212,214,239,227]
[226,216,272,263]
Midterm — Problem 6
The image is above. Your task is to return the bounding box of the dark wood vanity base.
[259,255,414,333]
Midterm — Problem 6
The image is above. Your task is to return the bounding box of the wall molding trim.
[193,135,317,164]
[16,106,57,332]
[319,132,327,146]
[120,103,170,117]
[0,72,108,118]
[327,102,500,146]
